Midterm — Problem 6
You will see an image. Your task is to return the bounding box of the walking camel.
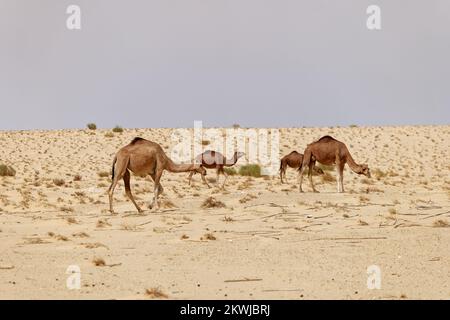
[279,151,324,183]
[188,150,245,188]
[298,136,370,193]
[108,137,207,213]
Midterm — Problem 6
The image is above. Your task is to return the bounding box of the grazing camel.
[108,137,207,213]
[279,151,324,183]
[188,150,245,188]
[298,136,370,193]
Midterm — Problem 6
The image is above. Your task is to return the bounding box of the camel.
[298,136,370,193]
[279,151,324,183]
[108,137,207,213]
[188,150,245,188]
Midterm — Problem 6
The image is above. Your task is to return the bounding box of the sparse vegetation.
[239,164,261,177]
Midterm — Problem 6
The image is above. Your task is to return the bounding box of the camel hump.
[317,135,336,142]
[289,151,300,155]
[130,137,147,145]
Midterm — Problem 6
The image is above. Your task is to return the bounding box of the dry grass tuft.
[201,197,226,209]
[358,219,369,226]
[0,164,16,177]
[201,233,217,240]
[321,172,336,183]
[53,178,65,187]
[97,218,111,228]
[145,287,168,299]
[92,257,106,266]
[98,171,109,178]
[223,216,234,222]
[433,219,449,228]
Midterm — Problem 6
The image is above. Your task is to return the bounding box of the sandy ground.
[0,125,449,300]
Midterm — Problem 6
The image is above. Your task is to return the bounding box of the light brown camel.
[108,137,207,213]
[298,136,370,193]
[188,150,245,188]
[279,151,324,183]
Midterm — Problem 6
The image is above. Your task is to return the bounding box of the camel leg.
[188,171,195,186]
[308,162,318,193]
[123,170,142,213]
[339,163,345,193]
[200,172,210,188]
[149,171,163,210]
[335,151,343,193]
[107,156,129,214]
[221,168,228,188]
[280,164,285,184]
[215,167,221,185]
[298,166,305,193]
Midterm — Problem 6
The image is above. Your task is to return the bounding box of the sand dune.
[0,125,449,299]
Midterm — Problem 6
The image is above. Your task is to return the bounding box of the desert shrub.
[201,140,210,146]
[317,164,334,172]
[73,174,82,181]
[98,171,109,178]
[321,172,336,182]
[105,132,114,138]
[372,168,387,180]
[0,164,16,177]
[201,197,226,209]
[87,123,97,130]
[53,178,65,187]
[112,126,124,133]
[224,167,237,175]
[145,287,168,299]
[239,164,261,177]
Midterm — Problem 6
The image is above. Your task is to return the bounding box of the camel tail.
[111,156,117,180]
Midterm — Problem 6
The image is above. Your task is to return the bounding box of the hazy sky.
[1,0,449,130]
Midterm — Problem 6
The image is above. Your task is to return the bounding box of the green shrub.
[224,167,237,175]
[112,125,124,133]
[87,123,97,130]
[239,164,261,177]
[0,164,16,177]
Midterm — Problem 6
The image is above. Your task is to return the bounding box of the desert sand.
[0,125,449,299]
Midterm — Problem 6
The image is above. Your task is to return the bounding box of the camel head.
[360,164,371,178]
[195,165,207,176]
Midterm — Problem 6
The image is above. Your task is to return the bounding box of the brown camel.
[108,137,207,213]
[298,136,370,193]
[279,151,324,183]
[188,150,245,188]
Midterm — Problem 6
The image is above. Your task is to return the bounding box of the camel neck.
[166,157,195,173]
[346,149,362,173]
